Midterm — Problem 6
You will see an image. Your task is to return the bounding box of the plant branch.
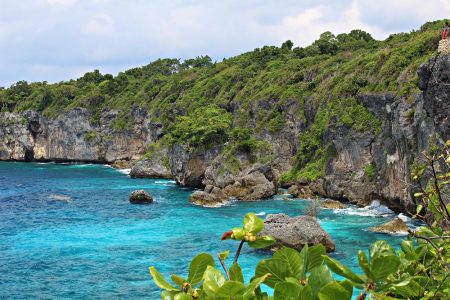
[430,160,450,220]
[217,254,230,280]
[233,240,245,264]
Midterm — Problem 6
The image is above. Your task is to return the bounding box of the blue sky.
[1,0,449,87]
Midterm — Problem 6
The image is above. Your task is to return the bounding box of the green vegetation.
[84,131,96,142]
[364,162,376,182]
[150,141,450,298]
[0,20,447,176]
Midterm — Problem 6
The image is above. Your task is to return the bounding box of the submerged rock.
[321,199,347,209]
[371,218,409,234]
[261,213,335,252]
[129,190,153,204]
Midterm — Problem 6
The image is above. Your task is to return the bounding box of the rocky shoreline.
[1,55,449,214]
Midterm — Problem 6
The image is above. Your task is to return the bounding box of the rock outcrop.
[129,190,153,204]
[371,218,409,234]
[261,213,335,252]
[130,147,172,179]
[0,107,163,163]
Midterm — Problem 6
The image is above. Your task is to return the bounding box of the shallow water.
[0,162,409,299]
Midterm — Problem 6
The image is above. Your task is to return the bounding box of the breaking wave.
[334,200,395,217]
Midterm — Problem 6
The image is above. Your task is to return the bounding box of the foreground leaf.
[318,281,352,300]
[274,282,304,299]
[255,259,291,288]
[243,212,264,235]
[273,246,306,280]
[149,267,178,291]
[230,263,244,283]
[248,235,276,249]
[188,253,215,286]
[323,256,364,284]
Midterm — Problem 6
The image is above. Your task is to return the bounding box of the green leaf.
[357,251,372,280]
[416,204,423,214]
[232,227,246,240]
[216,281,245,298]
[273,246,306,280]
[218,250,230,261]
[187,253,215,286]
[323,256,364,284]
[171,274,186,288]
[369,241,400,281]
[308,265,333,298]
[160,290,177,300]
[202,266,226,296]
[230,263,244,283]
[299,284,313,299]
[274,282,304,299]
[255,258,291,288]
[243,273,271,300]
[243,212,264,234]
[248,235,276,249]
[307,244,326,271]
[149,266,178,291]
[174,292,192,300]
[318,281,352,300]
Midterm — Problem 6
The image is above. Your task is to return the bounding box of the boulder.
[261,213,335,252]
[112,159,131,169]
[321,199,347,209]
[130,157,172,179]
[371,218,409,234]
[129,190,153,204]
[189,190,228,207]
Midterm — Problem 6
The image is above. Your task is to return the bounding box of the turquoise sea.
[0,162,412,299]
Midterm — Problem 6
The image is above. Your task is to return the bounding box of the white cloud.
[270,0,391,47]
[81,14,115,36]
[0,0,448,86]
[46,0,78,6]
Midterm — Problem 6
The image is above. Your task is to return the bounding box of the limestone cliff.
[1,54,449,212]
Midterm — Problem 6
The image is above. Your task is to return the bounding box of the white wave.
[117,169,131,175]
[155,180,176,185]
[398,213,411,223]
[255,212,266,216]
[334,200,395,217]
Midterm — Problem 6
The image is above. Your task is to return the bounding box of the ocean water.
[0,162,410,299]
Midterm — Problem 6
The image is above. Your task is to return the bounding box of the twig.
[217,254,230,280]
[430,159,450,220]
[233,240,245,264]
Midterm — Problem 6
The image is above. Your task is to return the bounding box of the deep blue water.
[0,162,407,299]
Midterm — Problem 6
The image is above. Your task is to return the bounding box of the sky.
[1,0,449,87]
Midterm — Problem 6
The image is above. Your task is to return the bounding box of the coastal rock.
[189,189,228,207]
[321,199,347,209]
[112,159,131,169]
[130,157,172,179]
[371,218,409,234]
[261,213,335,252]
[129,190,153,204]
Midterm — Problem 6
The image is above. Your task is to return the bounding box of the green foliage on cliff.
[0,20,447,173]
[167,105,232,149]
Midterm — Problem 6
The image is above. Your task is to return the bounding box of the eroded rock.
[129,190,153,204]
[371,218,409,234]
[261,213,335,252]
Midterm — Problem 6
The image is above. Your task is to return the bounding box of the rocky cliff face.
[1,54,449,212]
[0,107,162,163]
[288,54,449,212]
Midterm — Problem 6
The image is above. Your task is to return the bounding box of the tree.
[313,31,339,55]
[281,40,294,51]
